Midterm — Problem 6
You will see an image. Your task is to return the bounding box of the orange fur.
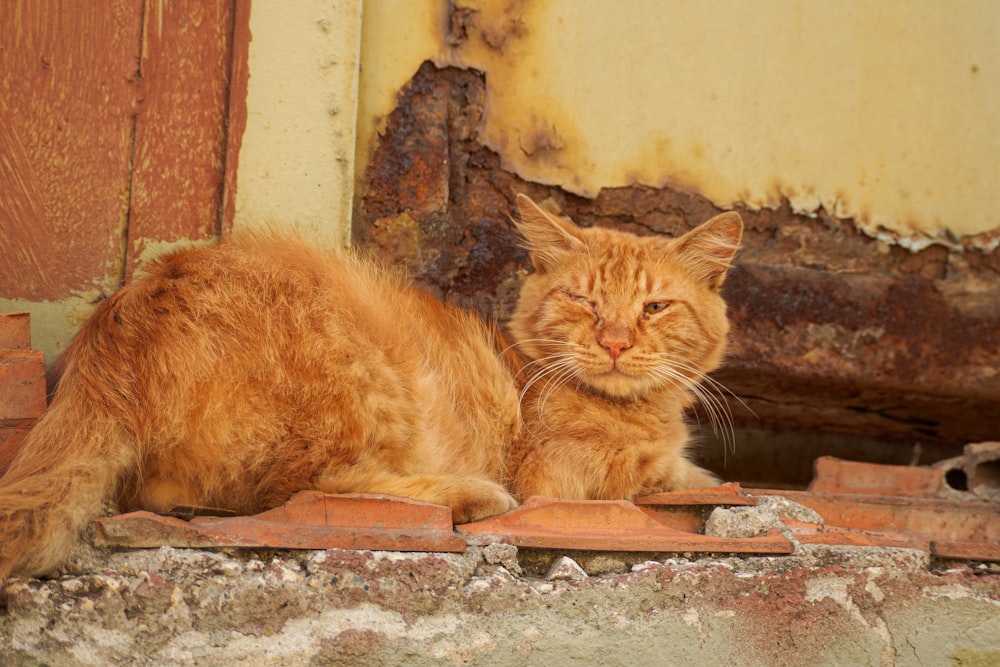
[0,235,519,579]
[0,196,741,580]
[507,194,743,501]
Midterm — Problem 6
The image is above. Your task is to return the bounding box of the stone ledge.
[2,543,997,666]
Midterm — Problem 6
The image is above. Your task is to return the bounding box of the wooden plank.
[125,0,239,275]
[220,0,252,239]
[0,2,144,300]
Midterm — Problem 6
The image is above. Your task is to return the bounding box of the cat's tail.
[0,375,137,580]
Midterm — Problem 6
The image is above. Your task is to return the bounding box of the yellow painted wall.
[355,0,1000,249]
[233,0,363,247]
[10,0,999,366]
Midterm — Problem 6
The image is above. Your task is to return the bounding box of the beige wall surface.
[233,0,363,248]
[356,0,1000,249]
[7,0,999,365]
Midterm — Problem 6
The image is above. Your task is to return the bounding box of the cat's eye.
[567,292,597,312]
[643,301,670,315]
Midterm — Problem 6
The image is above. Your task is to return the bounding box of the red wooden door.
[0,0,248,301]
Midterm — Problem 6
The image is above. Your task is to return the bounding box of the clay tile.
[458,496,793,554]
[808,456,943,497]
[94,492,466,553]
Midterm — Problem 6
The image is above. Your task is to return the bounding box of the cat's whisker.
[647,361,738,456]
[499,337,586,356]
[518,356,583,431]
[537,361,580,415]
[517,354,577,403]
[656,353,755,421]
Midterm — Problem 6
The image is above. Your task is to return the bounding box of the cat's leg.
[511,441,608,500]
[315,464,517,524]
[513,440,720,500]
[641,457,721,494]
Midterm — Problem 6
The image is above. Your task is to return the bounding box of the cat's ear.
[514,194,586,272]
[674,211,743,289]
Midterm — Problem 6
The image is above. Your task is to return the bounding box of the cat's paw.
[450,482,518,524]
[678,466,722,490]
[644,463,721,494]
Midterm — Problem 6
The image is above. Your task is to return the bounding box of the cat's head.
[509,194,743,401]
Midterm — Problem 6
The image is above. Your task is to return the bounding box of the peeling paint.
[356,0,1000,248]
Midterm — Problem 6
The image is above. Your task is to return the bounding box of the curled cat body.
[0,194,741,580]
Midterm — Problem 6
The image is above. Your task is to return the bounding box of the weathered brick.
[0,312,31,350]
[0,349,47,420]
[0,421,33,476]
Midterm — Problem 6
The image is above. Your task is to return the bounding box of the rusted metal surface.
[356,63,1000,455]
[219,0,252,240]
[93,491,467,553]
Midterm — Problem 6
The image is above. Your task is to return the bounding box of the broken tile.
[635,483,756,533]
[753,488,1000,562]
[808,456,943,497]
[94,491,466,553]
[782,519,930,552]
[635,482,756,506]
[458,496,793,554]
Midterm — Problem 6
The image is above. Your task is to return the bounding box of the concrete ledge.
[2,544,998,666]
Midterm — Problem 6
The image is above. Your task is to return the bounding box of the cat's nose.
[600,338,631,360]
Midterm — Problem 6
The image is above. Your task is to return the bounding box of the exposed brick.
[0,312,31,349]
[0,349,47,420]
[0,420,33,476]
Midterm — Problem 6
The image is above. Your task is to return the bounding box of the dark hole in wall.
[945,467,970,492]
[355,61,1000,488]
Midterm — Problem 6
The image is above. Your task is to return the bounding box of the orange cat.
[0,234,520,580]
[506,195,742,500]
[0,194,741,580]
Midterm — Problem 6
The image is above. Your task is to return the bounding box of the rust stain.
[358,63,1000,449]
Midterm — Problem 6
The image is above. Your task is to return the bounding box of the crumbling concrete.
[2,542,998,666]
